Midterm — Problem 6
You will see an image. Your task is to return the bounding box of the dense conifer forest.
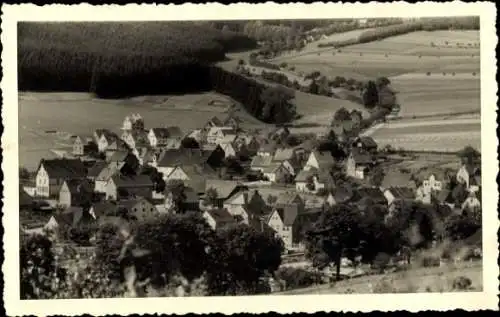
[18,22,298,123]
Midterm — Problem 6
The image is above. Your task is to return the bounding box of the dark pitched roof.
[183,187,200,204]
[387,187,415,200]
[358,136,378,149]
[316,170,335,185]
[207,116,224,127]
[165,126,184,138]
[108,150,130,163]
[150,128,171,139]
[62,178,92,195]
[183,164,216,194]
[352,187,387,205]
[111,174,154,188]
[276,192,304,206]
[275,204,301,226]
[156,148,209,167]
[87,161,108,178]
[251,156,273,168]
[258,142,278,154]
[90,201,118,219]
[350,148,373,165]
[295,169,315,182]
[205,180,243,199]
[311,151,335,168]
[206,208,235,224]
[55,207,93,227]
[39,159,87,179]
[95,129,118,141]
[381,170,415,189]
[273,148,295,162]
[332,186,353,204]
[464,163,480,176]
[434,189,454,204]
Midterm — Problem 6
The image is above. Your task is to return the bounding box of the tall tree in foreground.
[206,224,283,295]
[305,204,363,280]
[362,80,379,109]
[260,85,296,124]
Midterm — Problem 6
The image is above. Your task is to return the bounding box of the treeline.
[19,45,295,123]
[318,16,480,48]
[248,54,281,70]
[18,21,257,93]
[19,22,257,57]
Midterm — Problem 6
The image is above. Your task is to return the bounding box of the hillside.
[18,22,257,95]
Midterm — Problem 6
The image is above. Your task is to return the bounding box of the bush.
[472,72,476,76]
[421,256,441,268]
[384,53,388,57]
[279,62,288,68]
[452,276,472,290]
[275,267,322,290]
[452,72,456,76]
[426,71,431,76]
[442,72,447,76]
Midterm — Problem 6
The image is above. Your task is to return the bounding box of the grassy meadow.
[18,91,264,170]
[275,260,482,295]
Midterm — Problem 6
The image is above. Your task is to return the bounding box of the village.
[19,108,482,281]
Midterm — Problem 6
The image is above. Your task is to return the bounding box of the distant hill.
[18,22,257,95]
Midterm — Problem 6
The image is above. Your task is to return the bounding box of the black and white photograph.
[2,2,498,315]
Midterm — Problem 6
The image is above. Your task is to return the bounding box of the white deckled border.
[1,2,498,315]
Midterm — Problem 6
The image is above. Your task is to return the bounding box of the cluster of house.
[20,112,482,253]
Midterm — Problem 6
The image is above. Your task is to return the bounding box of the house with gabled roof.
[155,148,214,180]
[148,128,171,148]
[58,179,93,208]
[269,126,290,143]
[72,135,96,156]
[94,162,124,193]
[383,187,415,212]
[131,146,156,167]
[116,197,158,222]
[236,134,260,156]
[87,161,108,182]
[262,162,292,183]
[223,189,267,223]
[203,116,225,132]
[352,136,378,153]
[207,126,237,145]
[304,151,335,172]
[121,129,149,150]
[105,174,154,201]
[104,138,130,160]
[257,141,278,157]
[94,129,119,153]
[107,150,140,172]
[273,148,299,175]
[352,187,387,206]
[346,148,374,179]
[203,208,236,230]
[250,155,274,172]
[461,191,481,214]
[223,114,242,130]
[35,159,87,198]
[51,206,96,233]
[456,163,481,192]
[204,179,247,208]
[324,186,354,206]
[267,204,320,251]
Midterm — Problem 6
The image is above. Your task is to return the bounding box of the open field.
[369,117,481,153]
[275,261,482,294]
[270,30,479,79]
[19,92,266,170]
[389,76,480,117]
[292,90,368,126]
